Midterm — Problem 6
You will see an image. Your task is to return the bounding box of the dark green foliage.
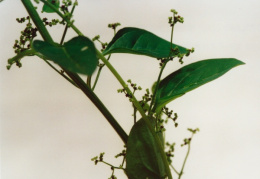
[103,27,188,58]
[125,118,166,179]
[154,58,245,112]
[32,36,98,75]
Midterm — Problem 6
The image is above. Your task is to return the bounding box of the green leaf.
[32,36,98,75]
[102,27,188,58]
[125,118,166,179]
[42,0,60,13]
[154,58,245,112]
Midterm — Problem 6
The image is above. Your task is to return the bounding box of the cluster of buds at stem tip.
[92,35,108,52]
[13,16,38,55]
[178,47,195,64]
[91,152,105,165]
[168,9,184,26]
[108,22,121,30]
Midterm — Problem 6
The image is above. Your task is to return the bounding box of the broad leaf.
[125,118,166,179]
[42,0,60,13]
[154,58,245,112]
[103,27,188,58]
[32,36,98,75]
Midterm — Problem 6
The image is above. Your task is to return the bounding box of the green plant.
[6,0,244,178]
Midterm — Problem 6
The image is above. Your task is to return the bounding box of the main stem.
[21,0,128,144]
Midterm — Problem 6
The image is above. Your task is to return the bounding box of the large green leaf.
[102,27,188,58]
[42,0,60,13]
[125,118,166,179]
[154,58,245,112]
[32,36,98,75]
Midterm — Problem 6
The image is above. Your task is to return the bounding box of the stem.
[43,59,78,87]
[101,161,123,170]
[91,54,111,90]
[91,65,103,90]
[149,15,175,114]
[39,0,83,36]
[178,135,193,179]
[7,49,35,67]
[149,61,168,114]
[60,2,77,45]
[65,71,128,144]
[21,0,128,144]
[170,164,180,176]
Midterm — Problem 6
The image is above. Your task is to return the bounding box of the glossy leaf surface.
[125,118,166,179]
[42,0,60,13]
[33,36,98,75]
[154,58,245,112]
[103,27,188,58]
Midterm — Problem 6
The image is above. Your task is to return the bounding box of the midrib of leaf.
[61,47,73,63]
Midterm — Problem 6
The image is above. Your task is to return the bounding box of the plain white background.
[1,0,260,178]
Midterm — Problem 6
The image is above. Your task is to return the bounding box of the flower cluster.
[13,16,38,55]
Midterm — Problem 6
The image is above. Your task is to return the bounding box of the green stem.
[60,1,77,44]
[170,164,180,176]
[39,0,83,36]
[149,61,168,114]
[101,161,123,170]
[21,0,128,144]
[149,15,175,114]
[91,55,111,90]
[91,65,103,90]
[179,135,193,179]
[7,49,35,67]
[43,59,78,87]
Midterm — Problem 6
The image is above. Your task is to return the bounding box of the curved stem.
[149,15,175,114]
[170,164,180,176]
[91,65,103,90]
[60,1,77,45]
[43,59,78,87]
[148,61,168,114]
[178,134,194,179]
[21,0,128,144]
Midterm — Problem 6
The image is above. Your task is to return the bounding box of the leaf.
[32,36,98,75]
[154,58,245,112]
[42,0,60,13]
[102,27,188,58]
[125,118,166,179]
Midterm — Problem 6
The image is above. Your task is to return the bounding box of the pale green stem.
[178,134,194,179]
[149,14,175,114]
[170,164,180,176]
